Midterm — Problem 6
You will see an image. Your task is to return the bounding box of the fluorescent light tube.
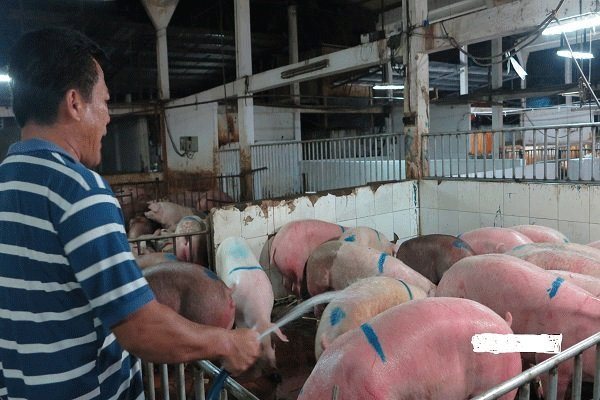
[372,84,404,90]
[556,49,594,59]
[543,13,600,35]
[0,74,10,82]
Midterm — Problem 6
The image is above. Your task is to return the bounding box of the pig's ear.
[504,311,513,328]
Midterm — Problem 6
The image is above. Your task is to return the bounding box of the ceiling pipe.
[141,0,179,100]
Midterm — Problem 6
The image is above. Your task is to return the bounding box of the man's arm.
[112,299,261,376]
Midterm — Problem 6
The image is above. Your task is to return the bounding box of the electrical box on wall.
[179,136,198,153]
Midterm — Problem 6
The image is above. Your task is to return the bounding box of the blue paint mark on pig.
[339,225,345,233]
[330,307,346,326]
[228,266,263,275]
[360,323,386,363]
[204,268,220,281]
[344,234,356,242]
[377,253,387,273]
[164,253,177,261]
[397,279,413,300]
[452,239,470,249]
[227,241,250,260]
[547,277,565,299]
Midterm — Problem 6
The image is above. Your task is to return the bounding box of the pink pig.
[337,226,395,255]
[269,219,345,296]
[299,297,521,400]
[216,236,287,368]
[437,254,600,400]
[306,241,436,297]
[314,276,427,359]
[459,227,532,254]
[547,270,600,297]
[144,200,201,231]
[509,224,569,244]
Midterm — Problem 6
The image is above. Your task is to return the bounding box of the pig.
[337,226,395,255]
[270,219,345,297]
[128,215,160,239]
[298,297,521,400]
[197,189,234,212]
[314,276,427,360]
[143,261,235,329]
[509,224,569,244]
[586,239,600,250]
[547,270,600,297]
[306,241,436,297]
[216,236,287,368]
[395,234,474,283]
[135,251,178,269]
[174,215,209,267]
[436,254,600,400]
[458,227,533,254]
[144,200,203,231]
[506,243,600,279]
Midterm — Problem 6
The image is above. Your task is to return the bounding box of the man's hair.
[8,27,108,127]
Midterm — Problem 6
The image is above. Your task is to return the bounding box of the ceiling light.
[372,84,404,90]
[0,74,10,82]
[556,49,594,59]
[542,12,600,35]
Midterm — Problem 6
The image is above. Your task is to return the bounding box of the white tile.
[529,183,558,220]
[504,215,530,228]
[456,182,479,213]
[558,184,590,223]
[588,186,600,224]
[314,194,337,223]
[355,187,375,218]
[289,197,316,221]
[529,217,559,231]
[480,212,502,228]
[458,211,480,235]
[245,236,268,262]
[240,205,269,239]
[337,219,357,229]
[503,182,530,217]
[410,208,419,237]
[419,208,439,235]
[438,210,459,235]
[558,220,589,244]
[419,180,438,209]
[393,209,414,239]
[374,184,394,215]
[212,207,242,246]
[589,223,600,242]
[437,181,459,210]
[336,193,357,221]
[393,181,417,211]
[374,213,395,240]
[479,181,504,214]
[356,216,377,230]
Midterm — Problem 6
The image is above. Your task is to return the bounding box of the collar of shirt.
[7,138,76,163]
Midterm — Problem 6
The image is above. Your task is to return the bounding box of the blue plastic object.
[207,369,230,400]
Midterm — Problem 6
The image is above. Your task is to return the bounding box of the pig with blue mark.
[299,297,521,400]
[437,253,600,400]
[216,236,288,369]
[306,241,436,298]
[395,234,474,284]
[509,224,570,244]
[459,227,532,254]
[314,276,427,360]
[338,226,395,255]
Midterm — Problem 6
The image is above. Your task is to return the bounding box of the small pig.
[144,200,202,231]
[458,226,533,254]
[507,243,600,279]
[143,261,235,329]
[306,241,436,297]
[437,254,600,400]
[128,215,160,239]
[135,251,178,269]
[314,276,427,360]
[299,297,521,400]
[197,189,234,212]
[338,226,395,255]
[509,224,569,244]
[547,270,600,297]
[270,219,345,297]
[395,234,474,284]
[174,215,209,267]
[216,236,287,368]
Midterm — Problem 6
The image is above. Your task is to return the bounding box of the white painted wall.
[419,179,600,244]
[429,103,471,133]
[165,102,218,172]
[254,106,297,142]
[211,181,419,297]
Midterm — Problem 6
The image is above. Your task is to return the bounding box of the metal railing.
[423,123,600,182]
[216,133,406,201]
[473,332,600,400]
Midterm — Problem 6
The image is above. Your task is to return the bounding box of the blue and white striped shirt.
[0,139,154,399]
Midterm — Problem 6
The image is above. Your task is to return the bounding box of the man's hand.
[220,328,261,376]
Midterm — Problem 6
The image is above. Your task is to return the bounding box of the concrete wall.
[254,106,297,142]
[211,181,419,297]
[419,179,600,244]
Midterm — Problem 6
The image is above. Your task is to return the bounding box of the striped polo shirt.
[0,139,155,399]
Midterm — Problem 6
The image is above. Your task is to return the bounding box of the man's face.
[78,61,110,168]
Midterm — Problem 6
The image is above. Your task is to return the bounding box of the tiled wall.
[210,181,419,297]
[419,180,600,244]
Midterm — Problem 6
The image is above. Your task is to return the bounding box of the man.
[0,28,260,399]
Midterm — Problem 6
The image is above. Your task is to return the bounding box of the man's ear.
[63,88,83,121]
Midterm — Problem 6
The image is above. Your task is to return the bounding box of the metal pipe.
[544,128,548,180]
[146,362,156,400]
[578,127,583,181]
[533,127,537,180]
[177,363,186,400]
[160,364,170,400]
[571,354,583,400]
[593,345,600,400]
